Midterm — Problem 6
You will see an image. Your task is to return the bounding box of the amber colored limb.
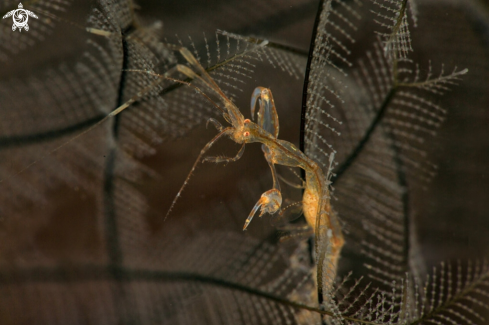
[262,146,281,192]
[206,118,224,132]
[278,201,303,216]
[164,127,233,221]
[267,159,281,192]
[170,46,244,126]
[270,201,304,228]
[278,173,305,189]
[203,143,245,164]
[163,64,230,117]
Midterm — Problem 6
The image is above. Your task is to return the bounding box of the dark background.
[0,0,488,323]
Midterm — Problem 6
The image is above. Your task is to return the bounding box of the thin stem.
[0,265,383,325]
[333,87,397,182]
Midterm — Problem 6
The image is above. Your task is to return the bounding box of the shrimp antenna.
[164,127,231,221]
[123,69,227,115]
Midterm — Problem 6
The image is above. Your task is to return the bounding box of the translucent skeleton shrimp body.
[164,46,345,295]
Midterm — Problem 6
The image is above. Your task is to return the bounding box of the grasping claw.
[250,87,279,138]
[243,189,282,230]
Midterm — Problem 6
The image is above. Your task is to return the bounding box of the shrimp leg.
[263,148,281,192]
[164,127,233,220]
[203,143,245,164]
[278,173,305,189]
[206,118,224,132]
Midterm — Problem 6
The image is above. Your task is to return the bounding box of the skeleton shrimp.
[165,45,345,296]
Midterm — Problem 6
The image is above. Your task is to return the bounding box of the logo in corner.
[2,3,38,32]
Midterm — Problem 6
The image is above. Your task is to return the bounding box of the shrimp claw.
[250,87,279,138]
[243,189,282,230]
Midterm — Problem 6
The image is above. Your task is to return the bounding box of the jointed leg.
[206,118,224,132]
[270,201,304,229]
[278,174,305,189]
[262,145,281,192]
[164,44,221,91]
[278,201,303,216]
[163,64,228,118]
[164,127,233,220]
[203,143,245,164]
[278,225,313,242]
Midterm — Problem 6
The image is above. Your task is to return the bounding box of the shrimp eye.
[244,119,251,124]
[243,131,250,137]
